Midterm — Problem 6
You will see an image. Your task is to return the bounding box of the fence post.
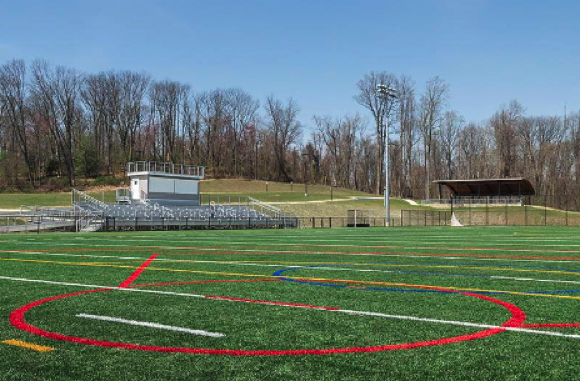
[469,198,472,226]
[544,195,547,226]
[486,197,489,226]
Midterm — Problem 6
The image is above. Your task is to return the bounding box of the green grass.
[0,190,117,209]
[1,226,580,380]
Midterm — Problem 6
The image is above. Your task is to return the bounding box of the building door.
[130,179,141,201]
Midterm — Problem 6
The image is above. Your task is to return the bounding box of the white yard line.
[76,314,224,338]
[2,274,580,341]
[6,245,580,264]
[337,309,580,339]
[17,237,580,249]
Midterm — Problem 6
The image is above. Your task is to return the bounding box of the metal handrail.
[72,189,109,210]
[421,197,523,206]
[247,197,283,218]
[127,161,205,178]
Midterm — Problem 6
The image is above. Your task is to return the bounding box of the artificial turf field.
[1,227,580,380]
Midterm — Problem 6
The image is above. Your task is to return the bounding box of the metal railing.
[72,189,109,211]
[116,188,131,203]
[248,197,284,219]
[401,207,580,227]
[127,161,205,178]
[421,197,523,206]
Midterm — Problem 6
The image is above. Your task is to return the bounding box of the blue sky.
[1,0,578,129]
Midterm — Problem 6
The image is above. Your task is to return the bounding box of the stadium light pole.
[302,153,309,196]
[376,84,398,227]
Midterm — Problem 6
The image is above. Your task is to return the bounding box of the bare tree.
[396,75,418,197]
[30,61,83,186]
[112,71,150,164]
[517,115,567,194]
[354,71,398,195]
[225,88,259,176]
[264,95,302,182]
[440,110,464,179]
[490,100,524,178]
[0,59,35,186]
[418,76,448,198]
[456,123,486,179]
[149,80,189,163]
[315,114,364,188]
[82,72,112,174]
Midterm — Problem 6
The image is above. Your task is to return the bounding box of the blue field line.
[272,266,580,296]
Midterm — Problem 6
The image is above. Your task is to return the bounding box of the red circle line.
[10,279,529,356]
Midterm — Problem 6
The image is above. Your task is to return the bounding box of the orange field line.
[1,339,54,352]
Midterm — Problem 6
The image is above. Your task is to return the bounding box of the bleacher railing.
[248,197,283,219]
[72,189,109,211]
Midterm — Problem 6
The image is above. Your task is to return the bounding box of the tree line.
[1,59,579,203]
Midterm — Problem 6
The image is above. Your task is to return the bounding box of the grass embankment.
[1,179,576,222]
[0,180,426,217]
[0,191,117,210]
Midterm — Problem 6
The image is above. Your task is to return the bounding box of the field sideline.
[1,226,580,380]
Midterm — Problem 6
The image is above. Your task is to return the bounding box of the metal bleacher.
[71,189,296,231]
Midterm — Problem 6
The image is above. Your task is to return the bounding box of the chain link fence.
[401,195,580,227]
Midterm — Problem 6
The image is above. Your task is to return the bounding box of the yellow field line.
[0,258,135,268]
[59,256,578,277]
[0,257,275,278]
[2,339,54,352]
[286,276,580,300]
[2,257,580,300]
[187,260,580,276]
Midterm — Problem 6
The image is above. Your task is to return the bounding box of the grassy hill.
[0,179,575,223]
[0,179,425,217]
